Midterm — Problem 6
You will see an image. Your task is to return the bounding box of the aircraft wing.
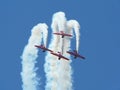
[51,52,69,61]
[77,54,85,59]
[45,48,52,52]
[60,55,69,61]
[35,45,52,52]
[66,51,74,55]
[64,34,72,37]
[67,51,85,60]
[35,45,41,48]
[51,52,59,56]
[53,32,72,38]
[53,33,62,35]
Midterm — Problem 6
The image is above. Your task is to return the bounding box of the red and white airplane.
[34,44,52,52]
[67,50,85,59]
[51,52,69,61]
[53,31,72,38]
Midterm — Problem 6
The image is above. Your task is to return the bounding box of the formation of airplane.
[51,52,69,61]
[35,44,69,61]
[67,50,85,60]
[53,31,72,38]
[35,31,85,61]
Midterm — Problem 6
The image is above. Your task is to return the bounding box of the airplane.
[67,50,85,59]
[34,44,52,52]
[53,31,72,38]
[51,52,69,61]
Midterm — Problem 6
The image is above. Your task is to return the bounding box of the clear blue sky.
[0,0,120,90]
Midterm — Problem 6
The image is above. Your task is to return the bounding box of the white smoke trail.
[56,12,73,90]
[21,23,48,90]
[44,11,73,90]
[52,12,67,53]
[44,12,60,90]
[41,23,48,47]
[67,20,80,52]
[53,12,66,31]
[44,11,80,90]
[53,12,72,90]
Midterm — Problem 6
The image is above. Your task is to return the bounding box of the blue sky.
[0,0,120,90]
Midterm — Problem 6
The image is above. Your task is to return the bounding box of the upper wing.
[77,54,85,59]
[51,52,69,61]
[35,45,52,52]
[64,34,72,37]
[67,51,74,55]
[54,32,72,37]
[59,55,69,60]
[46,48,53,52]
[35,45,41,48]
[53,33,62,35]
[67,51,85,60]
[51,52,59,57]
[60,55,69,60]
